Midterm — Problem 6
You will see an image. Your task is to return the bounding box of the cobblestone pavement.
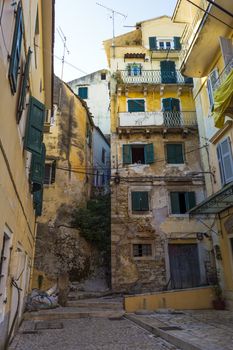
[140,310,233,350]
[9,317,180,350]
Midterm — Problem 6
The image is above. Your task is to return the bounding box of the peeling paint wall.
[32,76,96,290]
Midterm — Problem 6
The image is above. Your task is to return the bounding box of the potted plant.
[212,284,226,310]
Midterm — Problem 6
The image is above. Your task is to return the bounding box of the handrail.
[213,56,233,92]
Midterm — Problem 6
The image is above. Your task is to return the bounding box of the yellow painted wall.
[0,0,53,347]
[124,287,215,312]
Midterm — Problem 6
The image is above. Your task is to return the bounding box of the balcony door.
[162,98,181,127]
[160,60,177,83]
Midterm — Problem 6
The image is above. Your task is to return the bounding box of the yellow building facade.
[32,76,95,292]
[104,16,216,293]
[0,0,54,347]
[173,0,233,309]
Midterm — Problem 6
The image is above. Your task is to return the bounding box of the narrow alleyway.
[9,317,180,350]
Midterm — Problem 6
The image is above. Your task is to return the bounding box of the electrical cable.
[185,0,233,30]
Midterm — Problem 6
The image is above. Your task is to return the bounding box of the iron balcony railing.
[116,70,193,85]
[118,111,197,128]
[213,57,233,92]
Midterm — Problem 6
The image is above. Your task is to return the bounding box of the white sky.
[54,0,177,82]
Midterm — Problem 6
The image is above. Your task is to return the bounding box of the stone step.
[68,291,117,300]
[24,307,125,321]
[66,299,123,310]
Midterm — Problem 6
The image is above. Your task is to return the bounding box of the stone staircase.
[24,287,125,321]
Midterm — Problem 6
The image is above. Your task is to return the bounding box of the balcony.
[213,57,233,92]
[118,111,197,129]
[115,70,193,85]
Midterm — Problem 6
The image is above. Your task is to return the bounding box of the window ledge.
[133,256,154,261]
[169,214,189,218]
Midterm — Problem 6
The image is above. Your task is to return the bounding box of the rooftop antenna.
[56,26,70,108]
[96,2,127,56]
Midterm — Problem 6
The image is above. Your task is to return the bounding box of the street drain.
[159,326,183,331]
[35,321,64,330]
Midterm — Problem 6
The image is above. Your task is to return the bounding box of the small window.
[101,73,106,80]
[132,191,149,212]
[166,144,184,164]
[102,148,106,164]
[127,99,145,112]
[44,161,56,185]
[159,41,164,49]
[170,192,196,214]
[78,87,88,99]
[207,69,219,108]
[217,137,233,185]
[123,144,154,165]
[133,244,152,257]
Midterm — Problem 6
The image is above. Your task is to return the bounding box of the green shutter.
[149,37,157,50]
[140,192,149,211]
[17,48,32,122]
[8,3,23,94]
[170,192,180,214]
[167,144,184,164]
[122,145,132,164]
[162,98,172,111]
[174,37,181,50]
[128,99,145,112]
[78,87,88,99]
[30,143,46,185]
[186,192,196,210]
[33,188,43,216]
[144,143,154,164]
[24,96,45,154]
[171,98,180,112]
[160,61,177,83]
[132,192,149,211]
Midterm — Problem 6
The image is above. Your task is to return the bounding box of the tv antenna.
[57,26,70,81]
[96,2,127,48]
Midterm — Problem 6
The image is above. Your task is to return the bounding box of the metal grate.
[159,326,183,331]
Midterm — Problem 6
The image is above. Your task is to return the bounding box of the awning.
[213,69,233,128]
[189,182,233,215]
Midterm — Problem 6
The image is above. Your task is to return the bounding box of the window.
[44,161,56,185]
[101,148,106,164]
[166,144,184,164]
[86,124,92,147]
[30,143,46,190]
[132,191,149,212]
[127,63,142,76]
[170,192,196,214]
[133,244,152,257]
[207,69,219,108]
[162,98,181,127]
[8,3,23,94]
[127,99,145,112]
[123,144,154,164]
[101,72,106,80]
[217,137,233,185]
[17,48,32,122]
[219,37,233,67]
[160,61,177,84]
[149,37,181,51]
[78,87,88,99]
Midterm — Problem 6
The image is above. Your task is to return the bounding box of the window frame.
[127,98,146,113]
[131,240,154,260]
[78,86,88,99]
[0,227,12,321]
[170,191,196,215]
[217,137,233,186]
[131,191,150,213]
[166,143,184,164]
[122,143,154,165]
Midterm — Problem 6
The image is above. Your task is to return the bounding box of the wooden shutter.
[8,3,23,94]
[220,137,233,184]
[160,61,177,83]
[173,37,181,50]
[30,143,46,185]
[122,144,132,164]
[132,192,149,211]
[149,37,157,50]
[167,144,184,164]
[128,99,145,112]
[171,98,180,112]
[170,192,180,214]
[17,48,32,122]
[79,87,88,99]
[217,143,224,185]
[144,143,154,164]
[24,96,45,154]
[33,189,43,216]
[162,98,172,111]
[219,37,233,66]
[185,192,196,210]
